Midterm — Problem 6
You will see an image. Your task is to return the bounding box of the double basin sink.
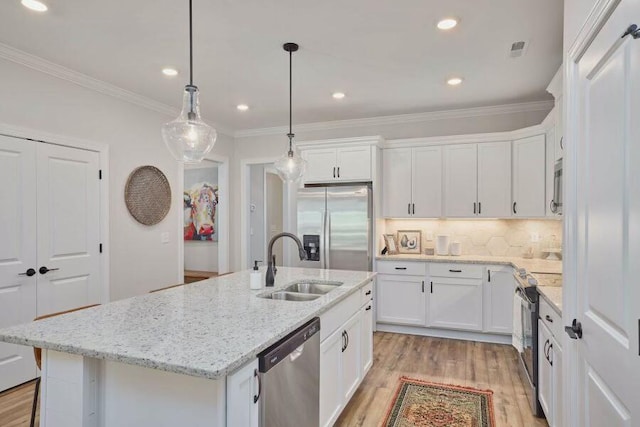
[259,281,344,301]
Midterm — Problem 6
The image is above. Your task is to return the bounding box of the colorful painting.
[184,167,219,241]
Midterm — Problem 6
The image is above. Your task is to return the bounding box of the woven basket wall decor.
[125,166,172,226]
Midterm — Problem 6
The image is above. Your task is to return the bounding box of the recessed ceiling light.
[162,68,179,77]
[237,104,249,111]
[332,92,346,100]
[437,18,458,30]
[447,77,464,86]
[21,0,48,12]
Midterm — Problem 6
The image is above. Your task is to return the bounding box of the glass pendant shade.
[162,85,217,163]
[275,149,307,182]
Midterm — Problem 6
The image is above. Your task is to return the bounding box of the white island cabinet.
[0,268,376,427]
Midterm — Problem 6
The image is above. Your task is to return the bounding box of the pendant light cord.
[189,0,194,86]
[288,49,294,152]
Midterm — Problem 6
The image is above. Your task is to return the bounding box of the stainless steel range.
[514,270,544,417]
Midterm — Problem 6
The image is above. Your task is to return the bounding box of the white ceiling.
[0,0,563,131]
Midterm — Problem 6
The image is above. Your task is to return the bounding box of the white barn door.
[36,143,101,316]
[573,1,640,425]
[0,136,37,391]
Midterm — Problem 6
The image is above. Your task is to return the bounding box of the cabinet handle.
[473,202,476,214]
[548,343,553,366]
[449,269,462,273]
[253,369,261,404]
[408,203,411,215]
[365,305,372,311]
[513,202,517,214]
[395,267,407,270]
[345,330,349,350]
[421,281,425,293]
[488,269,491,282]
[341,331,346,352]
[333,167,336,178]
[412,203,415,215]
[337,167,340,178]
[430,281,433,294]
[478,202,481,215]
[550,199,558,213]
[560,136,564,150]
[544,339,550,360]
[365,290,372,296]
[545,314,554,323]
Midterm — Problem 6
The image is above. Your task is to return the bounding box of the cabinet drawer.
[539,297,562,339]
[360,280,373,306]
[430,263,483,279]
[376,261,426,276]
[320,291,360,342]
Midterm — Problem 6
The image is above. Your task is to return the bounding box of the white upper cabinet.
[383,148,413,217]
[444,144,478,217]
[412,146,443,218]
[512,134,546,217]
[302,146,372,184]
[477,142,512,217]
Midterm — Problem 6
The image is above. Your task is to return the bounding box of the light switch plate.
[530,232,540,242]
[161,232,170,244]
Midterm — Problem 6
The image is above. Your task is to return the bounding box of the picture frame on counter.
[383,234,399,255]
[397,230,422,254]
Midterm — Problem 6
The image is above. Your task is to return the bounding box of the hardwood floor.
[336,332,548,427]
[0,333,546,427]
[0,380,39,427]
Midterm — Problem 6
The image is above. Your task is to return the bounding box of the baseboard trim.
[376,323,512,345]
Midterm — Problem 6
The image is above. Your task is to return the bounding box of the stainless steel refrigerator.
[296,184,372,271]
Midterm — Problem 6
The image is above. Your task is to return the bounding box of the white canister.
[436,235,450,256]
[450,242,462,256]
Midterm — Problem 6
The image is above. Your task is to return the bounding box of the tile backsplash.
[384,219,562,259]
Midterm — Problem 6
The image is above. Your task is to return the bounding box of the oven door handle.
[515,287,533,310]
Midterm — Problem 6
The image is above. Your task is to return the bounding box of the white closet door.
[477,141,511,217]
[36,143,101,316]
[0,135,37,391]
[444,144,478,217]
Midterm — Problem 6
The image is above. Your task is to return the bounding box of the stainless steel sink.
[260,292,321,301]
[283,281,343,295]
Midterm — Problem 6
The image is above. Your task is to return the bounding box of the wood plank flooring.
[0,333,546,427]
[0,379,38,427]
[336,332,548,427]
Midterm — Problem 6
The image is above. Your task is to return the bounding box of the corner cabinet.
[227,359,260,427]
[512,134,547,217]
[301,145,372,183]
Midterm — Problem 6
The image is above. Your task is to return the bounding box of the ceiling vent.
[509,41,528,58]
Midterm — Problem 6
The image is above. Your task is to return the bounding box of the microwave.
[550,159,562,215]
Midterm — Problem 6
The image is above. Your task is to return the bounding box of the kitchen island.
[0,267,376,427]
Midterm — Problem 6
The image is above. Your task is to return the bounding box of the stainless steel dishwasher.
[258,317,320,427]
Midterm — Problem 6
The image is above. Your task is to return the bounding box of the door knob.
[565,319,583,339]
[39,266,60,275]
[18,268,36,277]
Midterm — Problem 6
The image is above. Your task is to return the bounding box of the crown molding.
[234,100,554,138]
[0,42,234,136]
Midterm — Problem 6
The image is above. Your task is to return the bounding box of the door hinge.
[99,243,103,253]
[99,169,102,180]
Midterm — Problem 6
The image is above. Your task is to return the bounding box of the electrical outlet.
[426,231,434,241]
[161,232,170,244]
[530,232,540,243]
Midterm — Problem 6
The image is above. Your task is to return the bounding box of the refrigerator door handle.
[319,210,326,269]
[325,210,331,270]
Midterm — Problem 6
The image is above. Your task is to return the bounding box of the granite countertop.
[0,267,376,380]
[376,254,562,274]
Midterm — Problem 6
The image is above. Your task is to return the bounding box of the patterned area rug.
[382,377,496,427]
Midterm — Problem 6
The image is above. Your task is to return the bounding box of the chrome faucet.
[266,232,307,287]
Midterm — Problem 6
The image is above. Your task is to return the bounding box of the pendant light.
[274,42,307,182]
[162,0,217,163]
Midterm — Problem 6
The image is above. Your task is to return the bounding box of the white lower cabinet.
[319,281,374,427]
[483,266,515,334]
[376,274,426,326]
[428,277,483,332]
[227,358,260,427]
[537,301,563,427]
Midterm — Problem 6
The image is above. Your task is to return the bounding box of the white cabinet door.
[444,144,478,217]
[537,320,553,420]
[336,146,371,181]
[383,148,413,218]
[376,274,426,326]
[554,96,564,162]
[342,312,362,403]
[412,146,442,218]
[550,336,563,427]
[227,359,259,427]
[303,148,337,183]
[36,143,101,316]
[428,278,483,331]
[320,328,343,427]
[360,303,373,375]
[0,135,37,392]
[483,266,515,334]
[477,142,511,217]
[512,135,546,217]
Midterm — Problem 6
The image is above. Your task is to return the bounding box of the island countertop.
[0,267,376,380]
